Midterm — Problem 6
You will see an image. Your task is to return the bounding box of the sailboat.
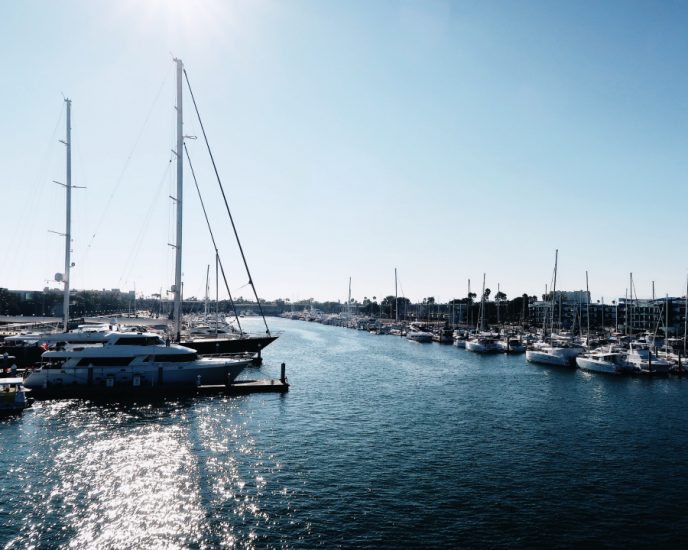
[172,60,278,357]
[24,64,252,395]
[465,274,500,354]
[525,251,584,367]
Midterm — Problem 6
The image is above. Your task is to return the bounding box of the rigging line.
[183,68,271,336]
[184,143,243,334]
[84,67,172,255]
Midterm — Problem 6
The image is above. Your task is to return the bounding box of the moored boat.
[0,377,30,414]
[576,350,631,375]
[23,332,250,396]
[526,341,585,367]
[623,344,673,375]
[465,334,501,354]
[406,325,433,343]
[496,337,526,354]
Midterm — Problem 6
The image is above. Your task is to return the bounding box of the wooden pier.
[197,378,289,395]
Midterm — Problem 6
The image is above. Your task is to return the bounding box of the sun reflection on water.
[2,397,289,549]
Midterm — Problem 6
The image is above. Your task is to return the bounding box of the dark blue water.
[2,317,688,548]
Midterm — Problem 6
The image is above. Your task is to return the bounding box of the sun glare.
[111,0,245,53]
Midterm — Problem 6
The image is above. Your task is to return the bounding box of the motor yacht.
[23,332,251,395]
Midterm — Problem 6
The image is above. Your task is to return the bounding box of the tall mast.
[173,58,184,341]
[629,273,633,336]
[478,273,486,332]
[215,253,219,336]
[347,277,352,317]
[552,249,558,335]
[63,98,72,331]
[684,274,687,356]
[204,264,210,318]
[585,270,590,345]
[467,278,471,327]
[394,268,398,322]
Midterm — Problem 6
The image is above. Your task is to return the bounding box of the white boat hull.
[576,356,620,375]
[24,358,249,393]
[496,341,526,354]
[465,340,500,354]
[406,332,433,343]
[526,348,581,367]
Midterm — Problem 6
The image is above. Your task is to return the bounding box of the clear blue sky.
[2,0,687,304]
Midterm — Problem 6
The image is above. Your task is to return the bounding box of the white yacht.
[623,344,673,375]
[576,350,630,375]
[526,341,585,367]
[453,330,469,348]
[496,337,526,354]
[23,332,251,394]
[406,327,433,343]
[465,334,501,354]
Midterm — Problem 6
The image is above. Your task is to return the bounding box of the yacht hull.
[576,356,620,374]
[23,358,250,397]
[526,349,579,367]
[178,335,278,355]
[465,340,500,354]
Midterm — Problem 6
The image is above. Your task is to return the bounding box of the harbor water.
[2,317,688,548]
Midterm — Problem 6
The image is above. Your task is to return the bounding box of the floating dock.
[198,378,289,395]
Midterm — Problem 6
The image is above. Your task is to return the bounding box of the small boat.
[496,337,526,354]
[623,344,673,375]
[453,330,469,348]
[526,341,585,367]
[432,326,454,344]
[576,350,631,375]
[465,334,501,354]
[0,377,30,415]
[406,326,433,343]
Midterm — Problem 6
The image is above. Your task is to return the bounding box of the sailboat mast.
[204,264,210,318]
[585,270,590,345]
[552,249,558,335]
[478,273,486,332]
[173,58,184,341]
[348,277,352,317]
[684,274,687,356]
[63,98,72,332]
[394,268,398,322]
[215,253,219,336]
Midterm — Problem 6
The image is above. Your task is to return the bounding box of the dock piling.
[281,362,286,383]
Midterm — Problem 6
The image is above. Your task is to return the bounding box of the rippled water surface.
[3,317,688,548]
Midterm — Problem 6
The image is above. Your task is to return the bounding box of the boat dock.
[197,378,289,395]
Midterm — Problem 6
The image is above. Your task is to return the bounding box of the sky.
[1,0,688,304]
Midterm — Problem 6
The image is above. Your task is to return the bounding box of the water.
[2,318,688,548]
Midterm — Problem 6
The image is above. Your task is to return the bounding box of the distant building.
[529,292,688,335]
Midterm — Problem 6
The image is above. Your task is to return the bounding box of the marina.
[3,316,688,547]
[3,1,688,547]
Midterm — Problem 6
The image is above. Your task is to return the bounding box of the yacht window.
[114,337,147,346]
[150,353,197,363]
[76,357,134,367]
